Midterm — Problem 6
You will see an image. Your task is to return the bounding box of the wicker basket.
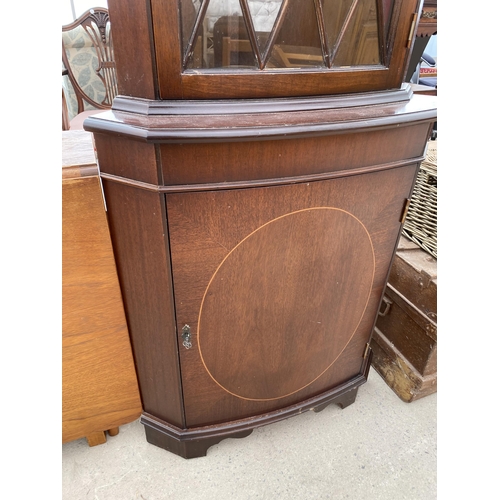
[402,140,437,259]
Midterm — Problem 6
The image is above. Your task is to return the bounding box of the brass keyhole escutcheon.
[182,324,192,349]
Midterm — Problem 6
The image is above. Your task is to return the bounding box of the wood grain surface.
[166,164,417,426]
[83,0,436,458]
[62,132,142,444]
[197,208,375,401]
[150,0,419,99]
[102,181,185,428]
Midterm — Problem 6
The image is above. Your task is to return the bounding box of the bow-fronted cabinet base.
[85,85,436,458]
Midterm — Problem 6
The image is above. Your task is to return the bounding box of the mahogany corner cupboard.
[84,0,437,458]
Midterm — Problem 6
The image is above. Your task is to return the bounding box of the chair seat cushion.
[419,77,437,88]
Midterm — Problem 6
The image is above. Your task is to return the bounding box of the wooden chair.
[271,45,324,68]
[221,38,324,69]
[222,37,254,67]
[62,8,118,130]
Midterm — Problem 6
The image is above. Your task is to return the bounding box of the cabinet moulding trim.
[100,156,424,194]
[84,85,436,143]
[84,111,436,144]
[111,85,414,116]
[141,355,371,441]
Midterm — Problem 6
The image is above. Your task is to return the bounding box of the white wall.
[62,0,108,25]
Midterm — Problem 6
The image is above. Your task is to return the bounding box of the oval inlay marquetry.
[198,208,375,401]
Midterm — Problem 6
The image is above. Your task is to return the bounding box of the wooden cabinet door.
[166,164,416,427]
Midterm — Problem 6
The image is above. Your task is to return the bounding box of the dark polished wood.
[166,164,420,427]
[141,349,371,459]
[85,86,435,144]
[86,0,436,459]
[88,93,436,455]
[101,181,185,427]
[110,85,413,115]
[106,0,158,99]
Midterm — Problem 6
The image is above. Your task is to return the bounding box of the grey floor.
[62,370,436,500]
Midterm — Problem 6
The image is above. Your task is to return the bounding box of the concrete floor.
[62,370,436,500]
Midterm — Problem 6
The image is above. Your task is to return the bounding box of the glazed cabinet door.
[166,164,417,427]
[141,0,423,98]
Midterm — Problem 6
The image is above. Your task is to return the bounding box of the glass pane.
[212,11,256,68]
[185,0,258,69]
[179,0,202,64]
[321,0,355,59]
[332,0,381,66]
[267,0,325,69]
[180,0,386,71]
[250,1,284,57]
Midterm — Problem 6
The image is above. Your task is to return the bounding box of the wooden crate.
[371,236,437,402]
